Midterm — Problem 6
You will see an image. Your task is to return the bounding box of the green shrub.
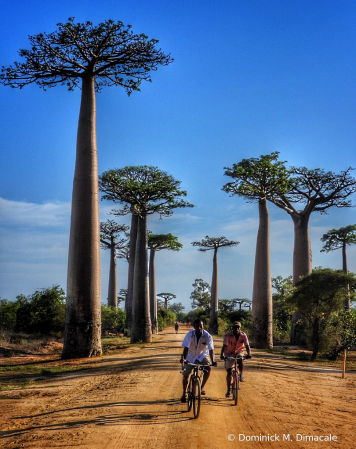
[101,305,126,335]
[323,309,356,360]
[0,299,19,331]
[217,318,230,337]
[15,286,66,335]
[185,308,209,328]
[157,308,176,331]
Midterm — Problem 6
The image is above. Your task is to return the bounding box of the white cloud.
[0,197,71,227]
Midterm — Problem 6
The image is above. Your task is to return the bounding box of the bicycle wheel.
[232,372,238,405]
[187,376,193,412]
[192,377,201,418]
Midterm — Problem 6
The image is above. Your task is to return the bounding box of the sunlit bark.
[251,198,273,349]
[63,77,101,358]
[131,215,152,343]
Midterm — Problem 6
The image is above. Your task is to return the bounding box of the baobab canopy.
[0,18,173,93]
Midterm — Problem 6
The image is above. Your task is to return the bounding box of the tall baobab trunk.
[149,249,158,333]
[209,248,219,335]
[107,236,117,308]
[131,214,152,343]
[292,212,312,284]
[251,198,273,349]
[62,77,102,358]
[125,213,138,330]
[342,241,350,309]
[290,212,312,344]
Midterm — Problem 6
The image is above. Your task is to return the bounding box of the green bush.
[101,305,126,335]
[0,298,19,331]
[15,286,66,335]
[287,268,356,360]
[219,309,252,337]
[185,308,209,328]
[157,308,176,331]
[323,308,356,360]
[217,317,230,337]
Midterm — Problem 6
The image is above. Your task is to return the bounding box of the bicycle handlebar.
[182,361,215,367]
[224,355,246,361]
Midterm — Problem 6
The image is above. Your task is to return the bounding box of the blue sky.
[0,0,355,313]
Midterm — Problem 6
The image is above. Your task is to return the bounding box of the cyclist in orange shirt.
[220,321,251,398]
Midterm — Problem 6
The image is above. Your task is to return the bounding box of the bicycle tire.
[232,372,238,405]
[192,376,201,418]
[187,376,193,412]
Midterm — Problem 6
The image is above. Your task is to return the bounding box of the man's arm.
[180,346,188,363]
[209,349,217,366]
[245,344,252,358]
[220,344,226,360]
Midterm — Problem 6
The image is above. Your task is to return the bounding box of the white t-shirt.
[181,329,214,363]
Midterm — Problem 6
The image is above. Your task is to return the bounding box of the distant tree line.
[0,286,126,337]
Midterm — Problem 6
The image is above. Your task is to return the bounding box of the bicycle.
[225,355,246,406]
[181,362,211,419]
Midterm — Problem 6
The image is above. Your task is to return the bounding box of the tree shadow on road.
[1,398,199,441]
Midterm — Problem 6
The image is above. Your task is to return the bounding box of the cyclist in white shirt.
[179,319,217,402]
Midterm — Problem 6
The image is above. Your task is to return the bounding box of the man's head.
[194,319,204,335]
[232,321,241,336]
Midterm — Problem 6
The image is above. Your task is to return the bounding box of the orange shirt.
[223,330,249,356]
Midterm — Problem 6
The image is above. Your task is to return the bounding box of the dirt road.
[1,327,356,449]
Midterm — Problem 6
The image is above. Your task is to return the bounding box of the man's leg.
[181,376,188,402]
[201,366,211,391]
[238,358,245,381]
[226,368,232,391]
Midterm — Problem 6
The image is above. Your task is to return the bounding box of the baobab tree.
[223,153,290,348]
[119,288,127,298]
[268,165,356,343]
[271,167,356,285]
[99,166,194,343]
[192,236,239,334]
[321,224,356,308]
[123,211,138,331]
[157,292,177,310]
[232,298,252,311]
[148,232,182,333]
[169,302,185,315]
[0,18,173,358]
[100,220,129,308]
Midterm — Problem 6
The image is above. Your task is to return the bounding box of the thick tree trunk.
[125,213,138,330]
[107,237,117,308]
[149,249,158,333]
[251,198,273,349]
[62,77,101,359]
[131,214,152,343]
[290,211,311,344]
[292,212,312,285]
[342,242,350,309]
[209,248,219,335]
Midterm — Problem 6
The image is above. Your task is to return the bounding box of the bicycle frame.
[181,362,210,419]
[226,355,245,406]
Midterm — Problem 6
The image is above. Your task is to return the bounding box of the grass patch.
[268,346,356,369]
[101,336,130,355]
[0,363,92,380]
[0,380,35,392]
[0,394,24,399]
